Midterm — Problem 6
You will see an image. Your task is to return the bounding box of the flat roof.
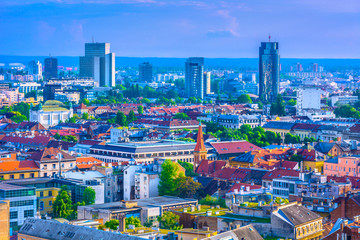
[0,183,34,190]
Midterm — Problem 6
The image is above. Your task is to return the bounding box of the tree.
[158,159,182,196]
[173,113,190,120]
[82,112,89,120]
[177,137,195,143]
[270,94,286,116]
[125,216,142,228]
[334,104,360,119]
[290,154,303,163]
[52,186,74,219]
[137,105,144,114]
[158,211,182,230]
[82,187,96,205]
[62,135,77,143]
[10,111,27,123]
[127,110,137,123]
[199,195,226,208]
[177,160,196,177]
[98,224,106,230]
[82,99,90,106]
[68,117,77,124]
[105,219,119,230]
[287,99,297,106]
[54,132,61,140]
[177,176,201,198]
[116,111,128,126]
[237,94,252,104]
[188,97,197,104]
[284,133,300,144]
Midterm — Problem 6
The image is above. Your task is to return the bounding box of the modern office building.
[79,42,115,87]
[203,71,211,95]
[259,41,280,103]
[139,62,153,82]
[27,61,42,80]
[185,57,205,99]
[44,57,58,80]
[43,84,61,101]
[0,183,36,230]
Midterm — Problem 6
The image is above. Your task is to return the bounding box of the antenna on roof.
[269,33,271,42]
[92,35,95,43]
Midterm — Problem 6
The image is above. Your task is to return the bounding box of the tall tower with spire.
[194,122,207,170]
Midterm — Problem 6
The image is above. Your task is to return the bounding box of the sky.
[1,0,360,58]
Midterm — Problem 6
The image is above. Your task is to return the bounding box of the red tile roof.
[228,182,262,193]
[196,160,227,175]
[76,156,104,169]
[0,135,51,146]
[210,141,262,155]
[27,147,75,162]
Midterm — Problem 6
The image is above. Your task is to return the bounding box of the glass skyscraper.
[185,57,204,99]
[259,41,280,103]
[79,43,115,87]
[139,62,153,83]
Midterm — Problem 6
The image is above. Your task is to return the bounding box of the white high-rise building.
[79,42,115,87]
[296,86,323,115]
[27,60,42,80]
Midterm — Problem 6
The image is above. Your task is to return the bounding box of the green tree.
[68,117,77,124]
[125,216,142,228]
[334,104,360,119]
[54,132,61,140]
[158,159,182,196]
[98,224,106,230]
[177,176,201,198]
[137,105,144,114]
[158,211,182,230]
[173,113,190,120]
[284,133,300,144]
[290,154,303,163]
[116,111,128,126]
[188,97,197,104]
[177,137,195,143]
[52,186,74,219]
[10,112,27,123]
[82,112,89,120]
[82,187,96,205]
[62,135,78,143]
[127,110,137,123]
[81,99,90,106]
[270,94,286,116]
[105,219,119,230]
[237,94,252,104]
[177,160,196,177]
[287,99,297,106]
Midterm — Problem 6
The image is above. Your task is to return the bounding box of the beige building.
[0,200,10,240]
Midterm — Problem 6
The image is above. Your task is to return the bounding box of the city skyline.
[1,0,359,58]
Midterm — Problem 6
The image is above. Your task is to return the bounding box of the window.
[49,201,52,206]
[40,201,44,210]
[24,210,34,218]
[10,200,34,207]
[40,192,44,197]
[10,222,18,227]
[10,175,14,179]
[48,191,52,196]
[20,174,24,179]
[10,211,18,219]
[52,164,56,169]
[30,173,35,178]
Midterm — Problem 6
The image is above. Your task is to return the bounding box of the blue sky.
[1,0,359,58]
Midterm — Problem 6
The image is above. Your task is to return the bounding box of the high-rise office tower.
[28,61,42,80]
[259,41,280,103]
[139,62,153,82]
[296,62,303,72]
[44,57,58,80]
[203,72,211,95]
[79,42,115,87]
[185,57,204,99]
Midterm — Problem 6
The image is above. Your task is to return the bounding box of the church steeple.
[194,122,207,170]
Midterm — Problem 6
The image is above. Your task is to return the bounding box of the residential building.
[79,42,115,87]
[29,100,73,128]
[324,155,360,177]
[259,41,280,102]
[204,71,211,95]
[0,160,39,180]
[134,170,160,199]
[297,86,322,115]
[331,95,359,106]
[330,195,360,222]
[203,224,263,240]
[217,114,264,129]
[262,121,295,140]
[0,183,36,230]
[139,62,153,83]
[322,218,360,240]
[185,57,205,99]
[271,202,323,240]
[27,147,76,177]
[15,82,41,94]
[44,57,58,80]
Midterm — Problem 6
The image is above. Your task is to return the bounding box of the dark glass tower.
[185,57,204,99]
[139,62,153,83]
[259,41,280,103]
[44,57,58,80]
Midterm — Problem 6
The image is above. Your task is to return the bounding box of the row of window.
[10,200,35,207]
[39,190,53,197]
[1,189,35,198]
[0,173,35,180]
[10,210,34,220]
[39,200,52,210]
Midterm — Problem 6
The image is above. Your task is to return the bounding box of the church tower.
[194,122,207,170]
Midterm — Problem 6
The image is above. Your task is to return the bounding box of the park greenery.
[198,195,227,208]
[54,133,78,143]
[0,102,30,123]
[237,94,252,104]
[334,104,360,119]
[125,216,142,229]
[173,112,190,120]
[108,110,137,126]
[105,219,119,230]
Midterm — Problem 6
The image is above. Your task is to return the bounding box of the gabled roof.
[277,203,321,226]
[262,121,295,130]
[231,152,256,163]
[76,156,104,170]
[314,142,337,154]
[47,140,77,151]
[27,147,75,162]
[210,141,262,155]
[196,160,227,175]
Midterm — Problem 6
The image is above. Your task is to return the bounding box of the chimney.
[341,197,346,219]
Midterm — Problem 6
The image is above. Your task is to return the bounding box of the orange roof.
[76,156,104,169]
[0,160,39,172]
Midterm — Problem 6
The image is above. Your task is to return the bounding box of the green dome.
[43,100,65,107]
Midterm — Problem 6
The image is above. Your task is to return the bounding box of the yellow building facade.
[37,187,60,215]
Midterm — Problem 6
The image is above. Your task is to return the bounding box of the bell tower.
[194,122,207,170]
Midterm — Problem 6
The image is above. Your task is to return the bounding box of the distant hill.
[0,55,359,71]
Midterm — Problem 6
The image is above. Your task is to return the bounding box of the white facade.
[297,86,322,115]
[135,172,160,199]
[123,165,142,201]
[30,108,73,128]
[331,95,358,106]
